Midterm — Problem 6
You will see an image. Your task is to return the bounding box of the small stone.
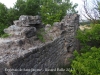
[13,20,22,26]
[4,25,22,35]
[24,27,36,38]
[45,24,51,31]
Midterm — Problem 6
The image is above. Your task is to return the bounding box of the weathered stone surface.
[13,20,22,26]
[18,15,41,27]
[4,25,21,35]
[0,14,79,75]
[4,15,44,38]
[4,25,36,38]
[0,62,12,75]
[53,22,62,29]
[45,24,51,32]
[23,27,36,38]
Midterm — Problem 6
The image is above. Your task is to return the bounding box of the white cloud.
[70,0,88,20]
[0,0,83,9]
[0,0,87,19]
[70,0,83,10]
[0,0,16,8]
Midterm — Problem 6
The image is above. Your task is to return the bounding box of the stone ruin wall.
[0,14,79,75]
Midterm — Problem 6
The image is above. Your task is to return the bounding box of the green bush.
[76,24,100,48]
[0,23,8,37]
[37,28,46,43]
[40,0,78,25]
[71,47,100,75]
[1,33,10,38]
[71,24,100,75]
[37,33,45,43]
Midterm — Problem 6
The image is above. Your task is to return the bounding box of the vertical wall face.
[0,14,79,75]
[61,14,79,52]
[10,36,66,75]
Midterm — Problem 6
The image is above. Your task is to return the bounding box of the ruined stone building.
[0,14,79,75]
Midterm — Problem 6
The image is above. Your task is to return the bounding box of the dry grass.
[79,25,91,31]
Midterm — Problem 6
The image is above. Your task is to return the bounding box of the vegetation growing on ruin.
[0,33,10,38]
[37,28,46,43]
[0,0,100,75]
[0,0,77,37]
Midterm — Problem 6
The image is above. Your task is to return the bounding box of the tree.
[0,3,9,37]
[40,0,78,25]
[25,0,40,15]
[6,0,78,25]
[6,8,18,25]
[82,0,100,23]
[6,0,41,25]
[14,0,40,16]
[40,0,63,24]
[0,2,8,24]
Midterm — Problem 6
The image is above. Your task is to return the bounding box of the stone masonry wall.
[0,14,79,75]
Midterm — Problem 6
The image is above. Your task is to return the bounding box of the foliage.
[0,0,41,36]
[6,0,40,25]
[37,28,46,43]
[1,33,10,38]
[0,0,78,37]
[0,3,9,37]
[77,24,100,47]
[0,2,8,24]
[97,1,100,16]
[0,23,8,37]
[82,0,100,23]
[71,47,100,75]
[40,0,78,25]
[71,24,100,75]
[40,1,62,25]
[6,8,18,25]
[37,33,45,43]
[14,0,40,15]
